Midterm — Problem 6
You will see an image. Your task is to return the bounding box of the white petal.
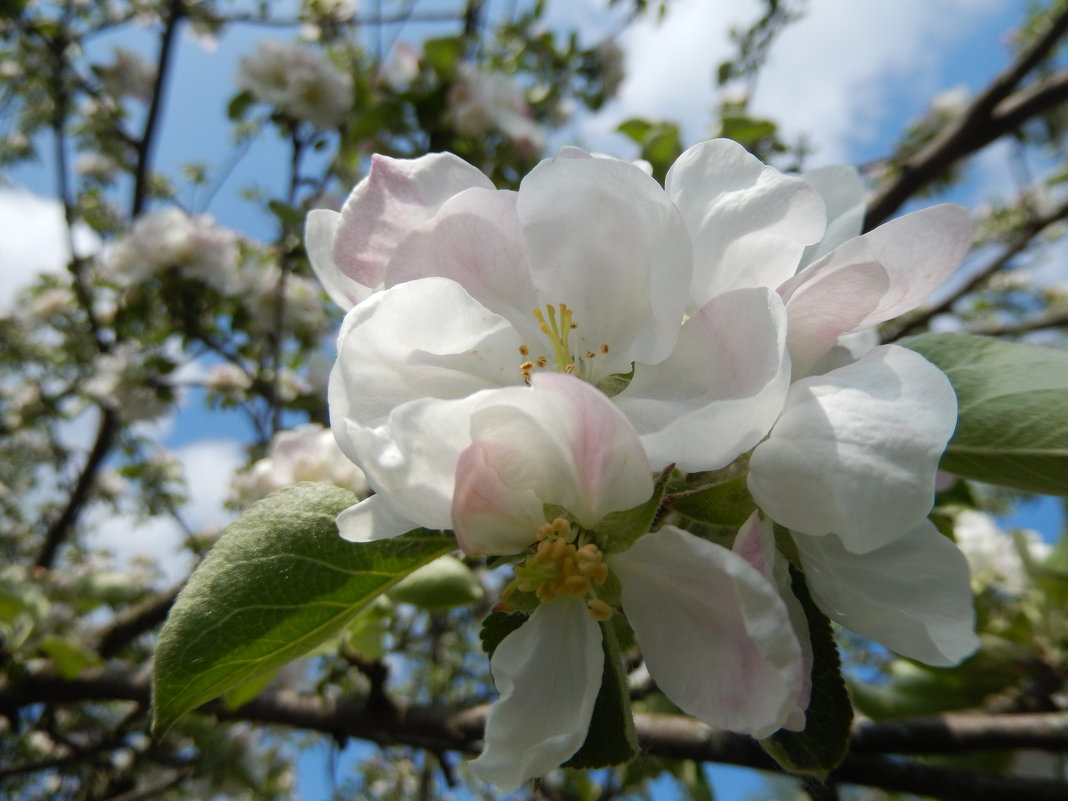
[306,209,370,310]
[331,393,493,533]
[614,287,790,471]
[748,345,957,553]
[798,165,866,268]
[793,522,979,666]
[610,526,804,738]
[464,373,652,530]
[733,513,812,730]
[385,187,541,342]
[329,277,524,427]
[665,139,825,308]
[332,152,493,292]
[780,204,973,374]
[451,440,546,555]
[518,155,692,375]
[470,598,603,790]
[336,493,420,542]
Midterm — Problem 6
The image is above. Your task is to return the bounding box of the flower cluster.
[447,64,545,155]
[230,423,369,507]
[311,139,980,789]
[100,208,238,292]
[236,39,353,129]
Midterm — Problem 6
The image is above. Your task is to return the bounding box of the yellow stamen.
[586,598,614,621]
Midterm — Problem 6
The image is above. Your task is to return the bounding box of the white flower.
[447,64,545,154]
[96,46,156,103]
[83,344,170,421]
[320,148,809,540]
[230,423,369,506]
[100,208,239,292]
[738,512,979,668]
[236,40,353,129]
[379,41,420,92]
[447,374,804,789]
[953,509,1049,594]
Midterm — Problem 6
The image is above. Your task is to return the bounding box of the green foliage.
[152,483,455,734]
[386,554,484,610]
[761,569,852,778]
[596,468,672,554]
[901,333,1068,496]
[564,621,638,769]
[617,117,683,181]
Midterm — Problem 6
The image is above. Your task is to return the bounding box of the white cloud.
[0,187,100,308]
[566,0,1009,163]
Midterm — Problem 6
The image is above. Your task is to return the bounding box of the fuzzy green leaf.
[760,569,852,777]
[900,333,1068,495]
[152,483,453,735]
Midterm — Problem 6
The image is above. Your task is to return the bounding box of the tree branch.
[5,671,1067,801]
[885,195,1068,340]
[95,584,183,659]
[865,4,1068,229]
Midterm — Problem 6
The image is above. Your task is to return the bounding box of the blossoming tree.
[2,2,1068,800]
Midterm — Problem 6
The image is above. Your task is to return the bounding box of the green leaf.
[563,619,637,769]
[152,483,454,735]
[37,635,102,680]
[595,468,671,554]
[617,117,654,143]
[423,36,465,77]
[226,89,255,122]
[479,610,528,655]
[900,333,1068,495]
[760,568,852,778]
[666,470,755,527]
[386,554,484,610]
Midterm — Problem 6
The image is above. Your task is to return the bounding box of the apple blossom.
[230,422,369,507]
[737,511,979,669]
[447,64,546,155]
[320,147,808,540]
[100,208,239,293]
[236,40,353,129]
[953,509,1050,594]
[448,374,805,790]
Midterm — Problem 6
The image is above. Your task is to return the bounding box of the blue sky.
[1,1,1064,799]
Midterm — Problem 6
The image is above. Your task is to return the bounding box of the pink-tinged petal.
[385,188,540,341]
[336,493,420,542]
[452,442,546,556]
[734,513,812,731]
[329,277,524,427]
[331,393,495,533]
[610,526,804,738]
[799,165,866,267]
[781,260,889,377]
[555,145,593,159]
[470,597,603,790]
[794,522,979,666]
[306,209,370,309]
[748,345,957,553]
[332,152,494,291]
[780,204,973,373]
[665,139,825,308]
[614,287,790,471]
[467,373,653,529]
[517,155,692,377]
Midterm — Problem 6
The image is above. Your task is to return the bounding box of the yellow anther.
[520,360,535,370]
[600,344,609,354]
[563,575,592,596]
[550,518,573,539]
[519,344,529,356]
[565,364,576,374]
[585,350,596,359]
[590,562,609,585]
[535,356,548,367]
[586,598,613,621]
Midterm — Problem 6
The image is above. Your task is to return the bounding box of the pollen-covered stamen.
[510,518,612,619]
[532,303,576,373]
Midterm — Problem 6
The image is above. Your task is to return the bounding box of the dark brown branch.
[95,584,183,659]
[131,0,184,217]
[865,4,1068,229]
[5,671,1068,801]
[885,196,1068,340]
[965,310,1068,338]
[35,409,119,569]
